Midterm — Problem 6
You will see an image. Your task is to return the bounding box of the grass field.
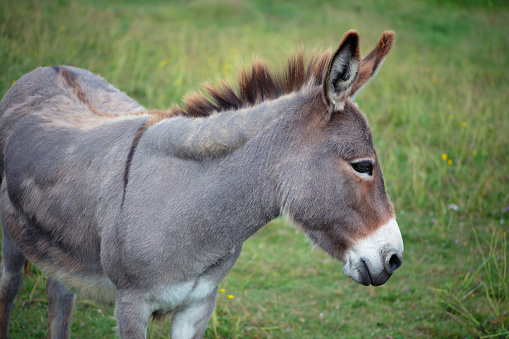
[1,0,508,338]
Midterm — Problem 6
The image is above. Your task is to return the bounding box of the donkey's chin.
[342,218,404,286]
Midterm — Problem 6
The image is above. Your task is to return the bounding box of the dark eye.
[351,161,373,176]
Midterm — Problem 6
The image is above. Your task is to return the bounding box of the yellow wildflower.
[159,57,170,68]
[227,295,234,299]
[219,289,225,293]
[461,121,466,127]
[448,159,453,165]
[442,154,447,161]
[472,150,477,156]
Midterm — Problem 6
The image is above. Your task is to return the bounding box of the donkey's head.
[277,30,403,286]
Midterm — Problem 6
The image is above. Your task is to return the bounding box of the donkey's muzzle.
[358,249,403,286]
[342,218,404,286]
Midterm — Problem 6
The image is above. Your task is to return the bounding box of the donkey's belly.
[0,178,111,299]
[2,214,116,303]
[1,196,104,280]
[51,269,117,304]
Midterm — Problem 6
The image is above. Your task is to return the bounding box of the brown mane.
[122,50,332,205]
[159,50,332,120]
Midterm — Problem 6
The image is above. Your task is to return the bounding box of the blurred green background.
[1,0,508,338]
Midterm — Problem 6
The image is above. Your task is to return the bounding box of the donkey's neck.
[144,93,299,161]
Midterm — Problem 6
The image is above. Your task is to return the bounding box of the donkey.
[0,30,403,338]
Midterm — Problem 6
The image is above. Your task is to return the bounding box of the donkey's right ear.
[323,30,361,112]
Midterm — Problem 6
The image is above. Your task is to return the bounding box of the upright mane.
[151,50,332,121]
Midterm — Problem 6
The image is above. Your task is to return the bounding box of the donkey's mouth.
[344,257,392,286]
[358,259,372,286]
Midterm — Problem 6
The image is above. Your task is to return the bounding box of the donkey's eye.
[351,161,373,176]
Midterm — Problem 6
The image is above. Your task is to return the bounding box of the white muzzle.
[342,218,404,286]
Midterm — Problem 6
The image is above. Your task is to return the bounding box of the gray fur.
[0,31,402,339]
[47,278,76,338]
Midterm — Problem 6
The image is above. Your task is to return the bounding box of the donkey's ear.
[323,30,361,111]
[350,30,395,99]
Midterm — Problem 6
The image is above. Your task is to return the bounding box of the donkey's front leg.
[46,278,76,339]
[171,289,218,339]
[115,290,150,338]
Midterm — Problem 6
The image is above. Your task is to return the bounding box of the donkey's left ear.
[350,30,395,99]
[323,30,361,111]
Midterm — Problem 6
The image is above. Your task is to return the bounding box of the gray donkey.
[0,30,403,338]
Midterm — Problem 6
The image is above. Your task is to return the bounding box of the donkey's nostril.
[382,249,403,274]
[388,253,402,272]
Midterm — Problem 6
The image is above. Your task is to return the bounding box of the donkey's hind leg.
[0,231,26,338]
[46,278,76,339]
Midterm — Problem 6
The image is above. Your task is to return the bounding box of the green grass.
[1,0,508,337]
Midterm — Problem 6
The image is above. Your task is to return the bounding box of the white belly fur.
[48,266,216,315]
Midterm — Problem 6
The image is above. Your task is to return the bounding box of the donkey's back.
[0,66,145,166]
